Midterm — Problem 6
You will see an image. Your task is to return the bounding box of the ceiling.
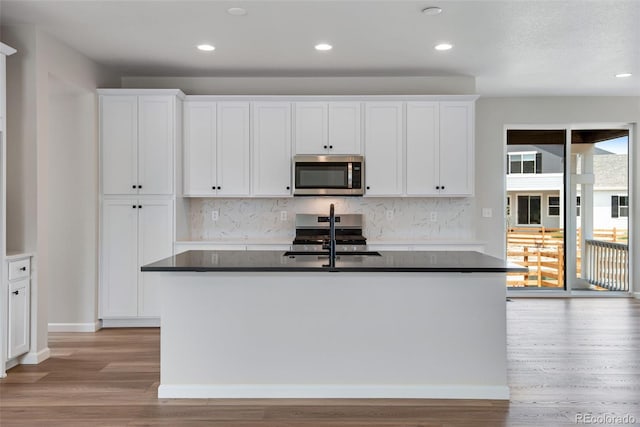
[1,0,639,96]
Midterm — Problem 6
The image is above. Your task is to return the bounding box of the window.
[576,196,581,217]
[548,196,560,216]
[517,195,541,225]
[611,195,629,218]
[508,152,541,174]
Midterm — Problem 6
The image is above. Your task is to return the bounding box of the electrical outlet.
[280,211,288,221]
[482,208,493,218]
[386,210,394,220]
[211,210,219,221]
[430,212,437,222]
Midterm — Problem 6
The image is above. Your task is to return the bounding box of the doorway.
[505,127,631,294]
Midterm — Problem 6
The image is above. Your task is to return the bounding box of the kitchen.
[1,0,640,424]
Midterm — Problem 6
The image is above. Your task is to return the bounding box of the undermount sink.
[283,251,382,257]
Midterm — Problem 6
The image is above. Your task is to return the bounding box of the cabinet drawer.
[8,258,30,281]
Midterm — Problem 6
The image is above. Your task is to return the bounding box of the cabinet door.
[138,96,174,195]
[8,278,29,359]
[101,96,138,195]
[217,102,250,196]
[101,199,139,318]
[364,102,404,196]
[294,102,328,154]
[439,102,474,196]
[184,101,217,196]
[406,102,439,195]
[252,102,292,196]
[138,200,173,318]
[328,102,361,154]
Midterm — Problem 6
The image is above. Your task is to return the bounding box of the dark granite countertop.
[141,250,527,273]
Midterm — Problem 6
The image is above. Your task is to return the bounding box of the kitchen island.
[142,250,526,400]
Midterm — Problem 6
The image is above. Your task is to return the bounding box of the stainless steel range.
[292,213,367,253]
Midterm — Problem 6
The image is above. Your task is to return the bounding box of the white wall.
[2,24,119,352]
[47,76,98,324]
[121,76,476,95]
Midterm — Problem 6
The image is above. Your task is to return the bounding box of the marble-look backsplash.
[188,197,474,241]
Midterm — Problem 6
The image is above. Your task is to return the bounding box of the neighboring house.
[506,145,628,231]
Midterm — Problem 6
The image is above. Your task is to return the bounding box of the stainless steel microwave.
[293,155,364,196]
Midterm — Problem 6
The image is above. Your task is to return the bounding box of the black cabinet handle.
[217,186,221,190]
[366,186,370,190]
[441,186,445,190]
[132,205,137,209]
[286,186,290,190]
[132,185,136,189]
[19,267,27,272]
[323,145,328,149]
[138,205,142,209]
[436,186,440,190]
[212,186,215,190]
[329,145,333,149]
[138,185,142,189]
[12,290,19,295]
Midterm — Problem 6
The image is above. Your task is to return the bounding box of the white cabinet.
[406,101,474,196]
[100,199,173,319]
[364,102,404,196]
[252,102,292,196]
[100,95,175,195]
[7,256,30,359]
[295,102,361,154]
[183,101,250,196]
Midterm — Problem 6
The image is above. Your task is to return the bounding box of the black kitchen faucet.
[319,204,337,268]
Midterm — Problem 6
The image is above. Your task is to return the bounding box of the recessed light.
[315,43,333,51]
[227,7,247,16]
[197,44,215,52]
[435,43,453,51]
[615,72,632,78]
[422,6,442,15]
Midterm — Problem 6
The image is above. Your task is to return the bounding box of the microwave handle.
[347,162,353,189]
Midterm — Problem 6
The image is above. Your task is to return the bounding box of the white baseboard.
[19,347,51,365]
[158,384,510,400]
[48,321,102,333]
[101,317,160,328]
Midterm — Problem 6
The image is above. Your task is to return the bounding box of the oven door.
[293,155,363,196]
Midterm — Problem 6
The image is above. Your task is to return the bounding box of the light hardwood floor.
[1,298,639,426]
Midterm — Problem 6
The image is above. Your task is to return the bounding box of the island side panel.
[154,271,508,399]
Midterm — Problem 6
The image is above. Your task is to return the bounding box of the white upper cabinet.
[439,102,474,196]
[364,102,404,196]
[101,95,175,195]
[295,102,361,154]
[252,102,292,196]
[184,101,217,196]
[217,102,251,196]
[406,101,474,196]
[184,101,250,196]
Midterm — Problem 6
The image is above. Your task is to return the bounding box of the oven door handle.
[347,162,353,189]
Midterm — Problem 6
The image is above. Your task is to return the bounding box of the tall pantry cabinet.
[98,89,183,326]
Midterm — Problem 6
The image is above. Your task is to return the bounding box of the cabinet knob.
[436,186,440,190]
[19,267,27,272]
[212,186,215,190]
[441,186,445,190]
[132,185,136,189]
[138,205,142,209]
[323,145,328,149]
[366,186,370,190]
[329,145,333,149]
[12,290,19,295]
[217,186,221,190]
[138,185,142,189]
[132,205,137,209]
[286,186,290,190]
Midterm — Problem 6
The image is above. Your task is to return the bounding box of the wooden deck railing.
[506,227,628,290]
